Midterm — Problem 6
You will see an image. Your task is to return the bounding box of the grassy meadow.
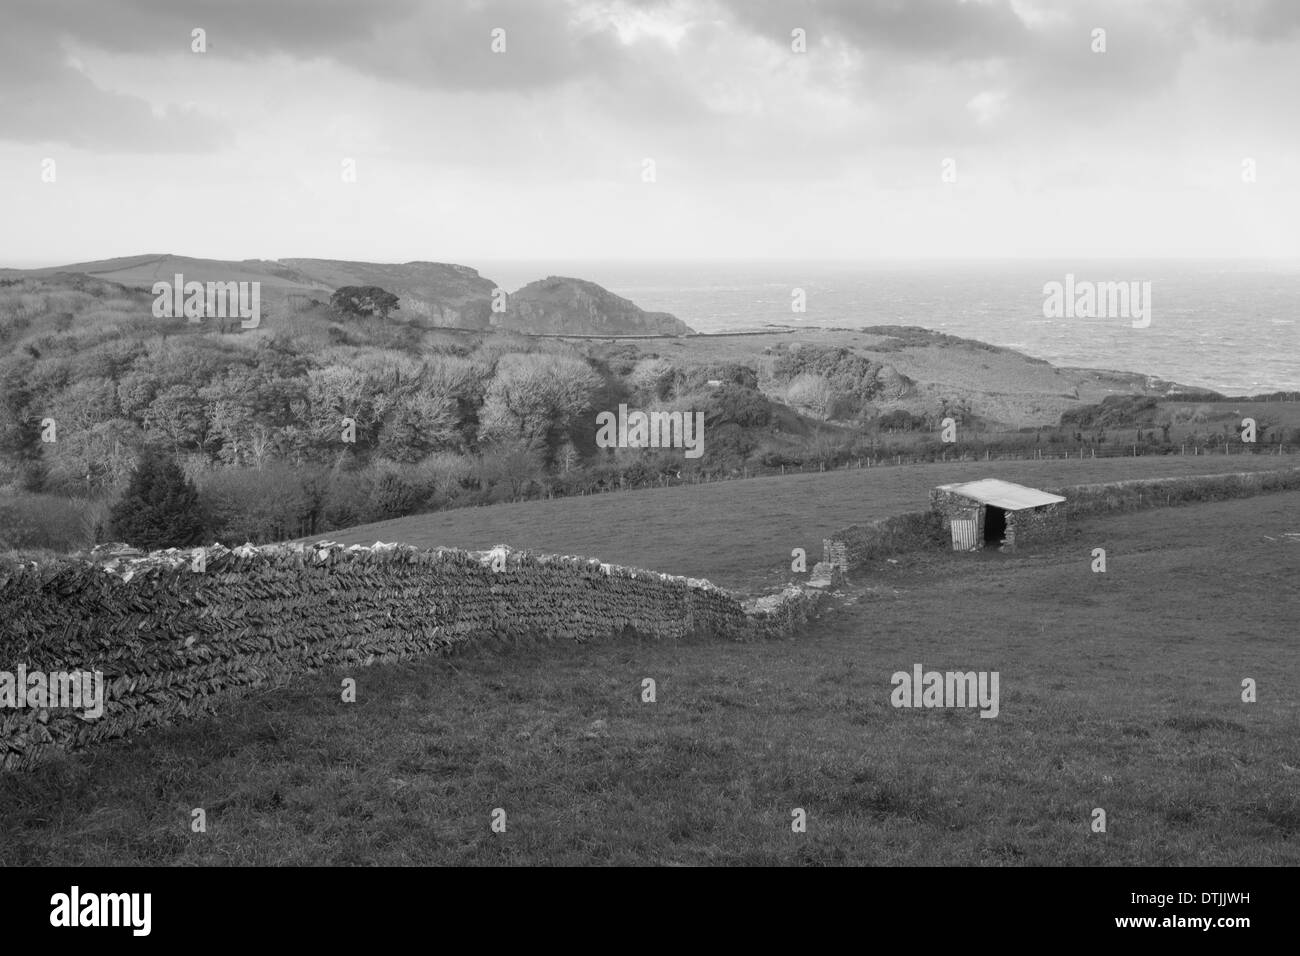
[1,473,1296,865]
[315,454,1294,591]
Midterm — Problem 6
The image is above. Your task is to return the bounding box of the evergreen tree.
[107,448,205,550]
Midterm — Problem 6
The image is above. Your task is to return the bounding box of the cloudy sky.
[3,0,1298,264]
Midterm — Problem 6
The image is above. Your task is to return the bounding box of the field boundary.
[0,541,819,772]
[823,466,1300,571]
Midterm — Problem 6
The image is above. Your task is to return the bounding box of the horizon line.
[6,254,1300,270]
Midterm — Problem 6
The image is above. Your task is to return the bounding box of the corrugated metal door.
[951,518,979,551]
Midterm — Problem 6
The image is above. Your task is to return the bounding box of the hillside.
[595,326,1212,430]
[5,263,1295,557]
[0,254,692,336]
[494,276,694,335]
[279,258,497,329]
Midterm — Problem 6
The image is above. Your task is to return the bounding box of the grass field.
[2,490,1296,866]
[316,455,1294,591]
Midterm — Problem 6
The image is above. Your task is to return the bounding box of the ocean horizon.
[479,259,1300,396]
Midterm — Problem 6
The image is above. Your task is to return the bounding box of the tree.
[556,439,581,473]
[44,419,139,496]
[629,357,676,401]
[476,352,602,461]
[107,448,205,550]
[477,441,543,501]
[785,373,836,421]
[376,389,462,462]
[143,384,207,453]
[330,286,401,320]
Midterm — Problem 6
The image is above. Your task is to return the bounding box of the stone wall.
[928,489,985,543]
[822,511,947,570]
[929,488,981,529]
[0,541,820,772]
[1004,502,1065,548]
[825,468,1300,569]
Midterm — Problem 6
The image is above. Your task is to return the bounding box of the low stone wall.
[1047,467,1300,518]
[825,467,1300,570]
[822,511,947,571]
[0,541,820,772]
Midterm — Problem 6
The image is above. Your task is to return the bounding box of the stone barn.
[930,479,1066,551]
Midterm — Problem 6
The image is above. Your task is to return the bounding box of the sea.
[480,260,1300,395]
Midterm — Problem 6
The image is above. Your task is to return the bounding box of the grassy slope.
[316,455,1293,592]
[619,327,1193,427]
[3,491,1296,865]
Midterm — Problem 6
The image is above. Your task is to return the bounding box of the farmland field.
[317,454,1296,591]
[3,489,1297,866]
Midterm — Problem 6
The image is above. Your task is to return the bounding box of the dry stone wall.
[822,511,947,571]
[1004,503,1065,548]
[825,467,1300,571]
[0,541,820,771]
[1049,467,1300,517]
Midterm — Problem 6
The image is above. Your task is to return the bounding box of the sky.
[3,0,1299,265]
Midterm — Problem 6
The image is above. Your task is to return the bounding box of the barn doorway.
[983,506,1007,545]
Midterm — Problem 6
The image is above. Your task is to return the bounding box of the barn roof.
[936,478,1066,510]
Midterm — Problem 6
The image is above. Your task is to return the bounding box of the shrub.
[0,493,100,552]
[682,363,758,392]
[707,384,771,428]
[785,373,838,420]
[876,409,927,432]
[330,286,401,320]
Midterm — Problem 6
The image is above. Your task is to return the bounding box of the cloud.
[0,14,219,151]
[1,0,1298,259]
[1192,0,1300,42]
[16,0,626,92]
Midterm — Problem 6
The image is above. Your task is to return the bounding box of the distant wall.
[0,543,819,772]
[1047,467,1300,518]
[825,467,1300,569]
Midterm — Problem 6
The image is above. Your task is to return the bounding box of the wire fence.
[563,441,1299,497]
